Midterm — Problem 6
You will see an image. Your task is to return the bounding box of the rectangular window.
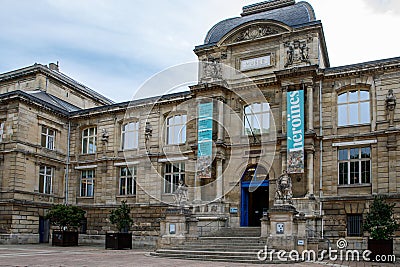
[80,169,94,197]
[41,126,55,150]
[244,103,270,135]
[337,90,370,126]
[164,162,185,193]
[121,122,139,150]
[166,115,187,145]
[119,166,136,195]
[347,214,363,237]
[338,147,371,185]
[82,127,97,154]
[39,166,53,194]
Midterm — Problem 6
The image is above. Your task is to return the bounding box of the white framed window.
[164,162,185,193]
[80,169,94,197]
[82,127,97,154]
[121,122,139,150]
[166,114,187,145]
[39,166,53,194]
[119,166,136,195]
[338,89,370,126]
[338,147,371,185]
[41,126,55,150]
[244,102,270,135]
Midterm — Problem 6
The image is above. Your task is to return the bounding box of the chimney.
[49,62,59,72]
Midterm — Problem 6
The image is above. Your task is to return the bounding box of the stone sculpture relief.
[284,40,310,68]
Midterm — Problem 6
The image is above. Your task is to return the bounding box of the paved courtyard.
[0,244,396,267]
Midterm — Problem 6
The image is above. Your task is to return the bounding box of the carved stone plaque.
[240,55,271,71]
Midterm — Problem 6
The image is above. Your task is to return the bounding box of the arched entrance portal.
[240,164,269,227]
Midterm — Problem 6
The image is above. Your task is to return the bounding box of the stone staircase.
[202,226,261,237]
[151,227,299,264]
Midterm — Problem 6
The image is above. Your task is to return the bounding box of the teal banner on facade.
[197,102,213,179]
[287,90,304,173]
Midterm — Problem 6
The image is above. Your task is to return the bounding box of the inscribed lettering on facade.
[196,102,213,178]
[286,90,304,173]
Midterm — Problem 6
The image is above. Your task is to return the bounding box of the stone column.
[281,149,287,172]
[217,97,225,142]
[194,177,202,202]
[307,150,314,197]
[306,84,314,131]
[216,156,224,200]
[281,86,287,134]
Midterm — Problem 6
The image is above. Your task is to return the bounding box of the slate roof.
[203,1,316,45]
[0,64,114,105]
[26,91,81,112]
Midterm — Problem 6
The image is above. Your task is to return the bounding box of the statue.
[101,129,109,144]
[386,89,396,127]
[274,170,293,204]
[173,179,188,206]
[144,121,152,151]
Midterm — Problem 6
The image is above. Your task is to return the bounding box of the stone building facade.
[0,0,399,253]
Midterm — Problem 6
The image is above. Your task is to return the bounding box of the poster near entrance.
[196,102,213,179]
[286,90,305,173]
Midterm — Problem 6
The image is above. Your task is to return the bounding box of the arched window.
[166,114,187,144]
[244,103,270,135]
[121,121,139,150]
[242,164,269,182]
[338,89,370,126]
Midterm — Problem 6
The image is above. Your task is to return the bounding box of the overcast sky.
[1,0,400,102]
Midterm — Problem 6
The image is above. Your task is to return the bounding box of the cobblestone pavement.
[0,245,397,267]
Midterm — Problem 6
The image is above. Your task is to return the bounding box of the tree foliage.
[109,201,133,232]
[363,195,399,240]
[45,204,86,231]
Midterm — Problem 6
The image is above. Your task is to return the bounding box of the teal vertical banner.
[286,90,304,173]
[197,102,213,179]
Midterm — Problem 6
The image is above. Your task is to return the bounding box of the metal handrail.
[198,220,222,237]
[306,225,331,250]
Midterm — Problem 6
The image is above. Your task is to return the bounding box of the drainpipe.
[65,121,71,204]
[319,80,324,239]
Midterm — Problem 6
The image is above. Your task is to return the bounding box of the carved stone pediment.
[227,24,286,44]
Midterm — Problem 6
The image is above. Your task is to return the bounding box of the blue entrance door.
[240,180,269,227]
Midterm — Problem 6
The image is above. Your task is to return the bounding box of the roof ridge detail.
[241,0,295,16]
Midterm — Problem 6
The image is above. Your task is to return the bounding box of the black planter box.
[368,239,394,263]
[52,231,79,246]
[105,233,132,250]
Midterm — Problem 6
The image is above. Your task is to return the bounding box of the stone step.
[151,250,299,264]
[150,252,265,264]
[169,246,264,252]
[182,242,266,248]
[188,238,264,242]
[203,227,261,237]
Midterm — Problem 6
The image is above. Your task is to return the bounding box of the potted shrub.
[363,195,398,262]
[45,204,86,246]
[106,201,133,249]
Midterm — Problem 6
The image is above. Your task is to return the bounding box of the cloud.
[2,0,399,103]
[362,0,400,13]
